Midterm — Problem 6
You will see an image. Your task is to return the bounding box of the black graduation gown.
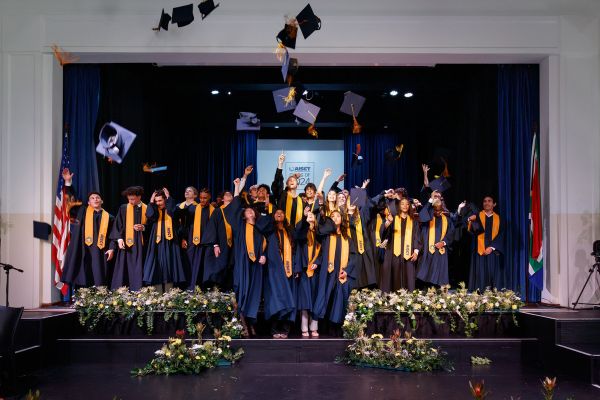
[294,218,322,315]
[62,206,115,287]
[351,193,377,289]
[202,204,234,290]
[109,203,149,290]
[380,215,422,292]
[183,204,214,289]
[417,206,455,287]
[142,198,186,285]
[468,213,505,291]
[271,167,303,226]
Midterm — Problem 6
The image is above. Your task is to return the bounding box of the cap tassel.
[308,124,318,138]
[274,42,287,62]
[283,87,296,106]
[51,44,79,67]
[351,104,362,134]
[441,157,451,177]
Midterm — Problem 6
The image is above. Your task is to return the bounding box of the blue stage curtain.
[63,65,101,197]
[497,65,541,302]
[231,131,257,188]
[344,132,417,196]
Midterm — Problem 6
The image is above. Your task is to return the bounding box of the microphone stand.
[0,262,24,307]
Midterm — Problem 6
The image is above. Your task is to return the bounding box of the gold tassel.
[283,87,296,106]
[274,43,287,62]
[441,157,451,177]
[351,104,362,134]
[51,44,79,67]
[308,124,318,138]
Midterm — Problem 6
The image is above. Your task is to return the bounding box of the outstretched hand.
[62,168,74,183]
[244,165,254,177]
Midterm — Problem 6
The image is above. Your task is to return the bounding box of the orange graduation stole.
[285,192,303,225]
[328,234,349,283]
[306,229,321,278]
[375,214,383,247]
[220,206,233,247]
[84,206,109,249]
[354,213,365,254]
[476,211,499,255]
[428,214,448,255]
[245,223,267,262]
[156,209,173,243]
[278,229,293,278]
[178,201,197,209]
[393,215,413,260]
[125,203,147,247]
[192,205,214,245]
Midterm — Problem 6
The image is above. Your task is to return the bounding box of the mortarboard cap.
[429,177,451,193]
[350,188,367,208]
[296,4,321,39]
[384,144,404,163]
[198,0,219,20]
[153,9,171,31]
[172,4,195,27]
[276,22,298,49]
[96,122,137,164]
[293,99,320,124]
[340,91,366,117]
[236,112,261,131]
[281,52,299,82]
[33,221,52,240]
[272,87,297,113]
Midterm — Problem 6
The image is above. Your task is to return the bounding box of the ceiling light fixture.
[389,90,398,96]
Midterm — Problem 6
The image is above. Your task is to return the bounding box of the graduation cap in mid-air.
[281,51,299,83]
[142,163,168,173]
[349,187,367,208]
[272,87,297,113]
[429,176,451,193]
[384,144,404,163]
[153,9,171,31]
[340,91,366,134]
[293,99,320,124]
[198,0,219,20]
[296,4,321,39]
[431,147,452,178]
[352,144,364,167]
[276,19,299,49]
[33,221,52,240]
[96,122,137,164]
[236,112,261,131]
[172,4,195,27]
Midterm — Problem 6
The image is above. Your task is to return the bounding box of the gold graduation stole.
[285,192,303,225]
[125,203,147,247]
[279,229,293,278]
[354,213,365,254]
[245,223,256,261]
[476,211,500,255]
[156,209,173,243]
[84,206,109,249]
[375,214,383,247]
[192,205,214,245]
[268,203,273,214]
[328,234,349,283]
[178,201,197,209]
[428,215,448,255]
[220,206,233,247]
[306,229,321,278]
[393,215,413,260]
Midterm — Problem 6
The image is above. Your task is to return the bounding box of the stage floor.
[17,357,599,400]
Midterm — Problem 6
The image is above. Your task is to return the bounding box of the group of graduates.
[61,155,505,338]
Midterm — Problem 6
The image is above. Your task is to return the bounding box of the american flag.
[52,126,71,296]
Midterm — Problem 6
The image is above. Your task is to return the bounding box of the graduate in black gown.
[271,152,304,227]
[417,199,455,287]
[61,169,116,288]
[182,188,215,289]
[295,209,322,337]
[225,177,270,337]
[263,209,297,338]
[349,181,377,289]
[467,195,505,291]
[142,189,186,289]
[203,189,235,290]
[109,186,149,290]
[380,197,422,292]
[174,186,198,288]
[313,210,357,325]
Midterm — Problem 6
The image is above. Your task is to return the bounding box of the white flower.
[155,350,164,355]
[184,300,190,304]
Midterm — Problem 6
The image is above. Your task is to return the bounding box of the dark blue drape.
[344,132,417,196]
[497,65,541,302]
[231,132,257,188]
[63,65,101,197]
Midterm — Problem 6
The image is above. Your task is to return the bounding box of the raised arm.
[316,168,332,196]
[271,152,285,200]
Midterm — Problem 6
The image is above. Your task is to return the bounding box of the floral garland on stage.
[343,283,523,338]
[73,286,243,337]
[132,324,244,376]
[340,330,450,372]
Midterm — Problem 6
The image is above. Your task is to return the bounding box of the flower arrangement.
[341,330,450,372]
[73,286,238,336]
[132,324,244,376]
[343,283,523,338]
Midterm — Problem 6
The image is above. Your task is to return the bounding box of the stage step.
[520,309,600,385]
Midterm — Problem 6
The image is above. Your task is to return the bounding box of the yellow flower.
[222,335,232,342]
[512,304,517,310]
[136,306,142,311]
[178,354,184,359]
[112,301,118,306]
[165,351,172,357]
[126,301,132,306]
[98,304,105,309]
[195,356,201,360]
[173,339,182,346]
[370,334,383,339]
